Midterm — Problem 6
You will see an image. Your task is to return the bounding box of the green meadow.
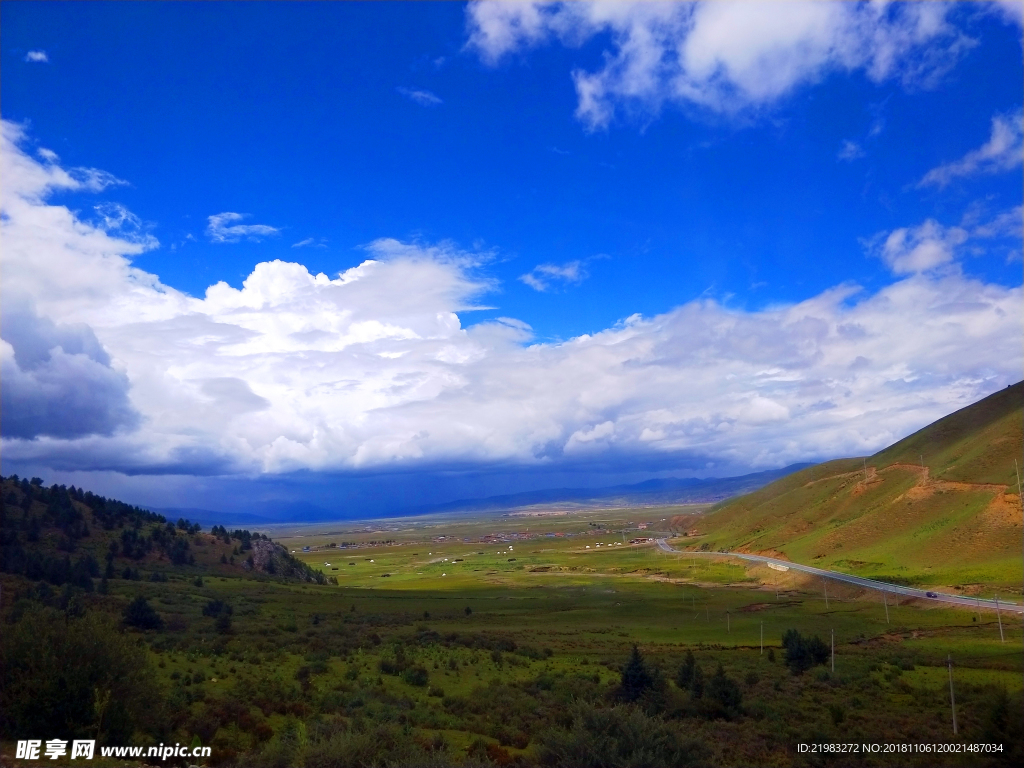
[2,478,1021,767]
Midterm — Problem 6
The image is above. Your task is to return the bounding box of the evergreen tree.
[703,663,743,718]
[690,663,705,699]
[618,644,654,702]
[123,596,163,630]
[677,649,696,689]
[782,629,829,675]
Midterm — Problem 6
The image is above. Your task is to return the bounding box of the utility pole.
[823,579,829,610]
[1016,460,1022,598]
[760,621,764,655]
[883,588,889,624]
[862,458,868,481]
[947,654,958,735]
[995,594,1005,643]
[831,628,834,673]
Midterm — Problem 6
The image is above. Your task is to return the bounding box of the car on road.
[925,591,938,598]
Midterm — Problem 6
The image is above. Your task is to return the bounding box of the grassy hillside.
[675,382,1023,591]
[873,382,1023,486]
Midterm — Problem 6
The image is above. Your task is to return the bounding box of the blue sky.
[1,2,1022,519]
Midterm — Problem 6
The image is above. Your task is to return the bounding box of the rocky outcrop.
[242,539,333,584]
[247,538,280,572]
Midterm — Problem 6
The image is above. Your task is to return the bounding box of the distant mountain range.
[408,464,814,515]
[155,463,812,528]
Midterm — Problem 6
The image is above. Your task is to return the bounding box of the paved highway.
[656,539,1023,615]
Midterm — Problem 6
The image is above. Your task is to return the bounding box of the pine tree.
[618,644,654,702]
[690,663,705,699]
[677,649,696,689]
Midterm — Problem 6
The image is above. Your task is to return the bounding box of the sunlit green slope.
[676,382,1023,590]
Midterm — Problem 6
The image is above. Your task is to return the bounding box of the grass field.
[2,479,1022,767]
[106,521,1024,766]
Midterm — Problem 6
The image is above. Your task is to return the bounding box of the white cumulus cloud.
[867,207,1023,276]
[466,0,972,128]
[2,121,1021,481]
[25,50,49,63]
[868,219,969,275]
[1,122,127,203]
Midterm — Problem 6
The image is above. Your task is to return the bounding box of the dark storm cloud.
[1,302,139,439]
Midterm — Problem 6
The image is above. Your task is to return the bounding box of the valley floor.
[3,504,1021,767]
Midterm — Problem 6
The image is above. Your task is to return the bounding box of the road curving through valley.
[655,538,1023,615]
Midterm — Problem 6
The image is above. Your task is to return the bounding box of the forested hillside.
[0,475,334,590]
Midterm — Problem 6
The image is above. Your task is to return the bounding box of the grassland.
[11,535,1019,767]
[2,457,1022,766]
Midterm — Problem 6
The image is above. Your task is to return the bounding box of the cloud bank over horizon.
[2,120,1020,490]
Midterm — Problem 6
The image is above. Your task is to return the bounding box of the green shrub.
[401,666,429,686]
[538,702,709,767]
[781,629,828,675]
[0,606,161,741]
[215,613,233,634]
[700,664,742,720]
[123,595,163,630]
[202,599,232,617]
[828,703,845,726]
[301,721,452,768]
[980,686,1024,767]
